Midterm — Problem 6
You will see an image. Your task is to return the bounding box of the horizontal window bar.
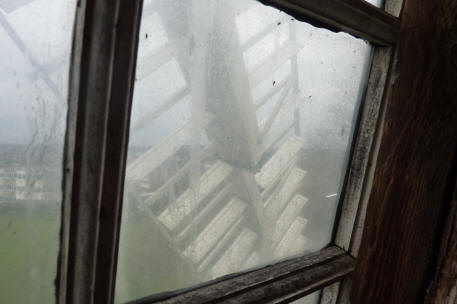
[258,0,400,45]
[128,246,354,304]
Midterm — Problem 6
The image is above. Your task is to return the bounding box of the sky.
[0,0,74,145]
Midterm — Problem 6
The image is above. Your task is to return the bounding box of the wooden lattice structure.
[125,0,310,280]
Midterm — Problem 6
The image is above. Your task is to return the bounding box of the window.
[0,0,76,302]
[116,0,371,301]
[0,0,402,303]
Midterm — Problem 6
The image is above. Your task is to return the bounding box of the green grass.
[115,216,199,303]
[0,206,198,304]
[0,209,59,304]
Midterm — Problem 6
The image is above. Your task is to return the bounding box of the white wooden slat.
[210,228,258,278]
[264,167,306,220]
[274,217,307,258]
[144,144,214,206]
[262,120,295,156]
[126,113,212,181]
[183,198,247,264]
[272,194,308,244]
[255,136,305,189]
[197,218,244,273]
[177,185,228,241]
[126,124,189,181]
[157,160,232,230]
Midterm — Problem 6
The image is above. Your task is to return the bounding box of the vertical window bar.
[320,0,404,303]
[95,0,144,302]
[58,0,143,303]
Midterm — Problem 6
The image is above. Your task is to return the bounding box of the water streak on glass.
[116,0,371,301]
[0,0,76,302]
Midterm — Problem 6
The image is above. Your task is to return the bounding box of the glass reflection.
[0,0,76,302]
[116,0,371,301]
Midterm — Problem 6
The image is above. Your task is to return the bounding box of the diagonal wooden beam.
[258,0,400,46]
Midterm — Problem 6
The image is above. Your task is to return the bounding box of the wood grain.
[128,247,354,304]
[425,178,457,304]
[351,0,457,303]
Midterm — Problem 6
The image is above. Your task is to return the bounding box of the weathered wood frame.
[320,1,403,302]
[259,0,400,46]
[351,0,457,302]
[57,0,402,303]
[58,0,144,303]
[130,247,353,304]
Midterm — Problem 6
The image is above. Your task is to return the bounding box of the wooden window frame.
[351,0,457,302]
[57,0,403,303]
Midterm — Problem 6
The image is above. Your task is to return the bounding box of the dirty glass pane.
[0,0,76,302]
[116,0,371,301]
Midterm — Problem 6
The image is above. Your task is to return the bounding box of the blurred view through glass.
[0,0,76,302]
[116,0,372,302]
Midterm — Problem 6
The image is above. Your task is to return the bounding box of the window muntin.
[0,0,76,302]
[115,0,371,302]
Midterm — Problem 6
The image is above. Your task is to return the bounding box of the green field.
[115,216,199,303]
[0,205,197,304]
[0,209,59,303]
